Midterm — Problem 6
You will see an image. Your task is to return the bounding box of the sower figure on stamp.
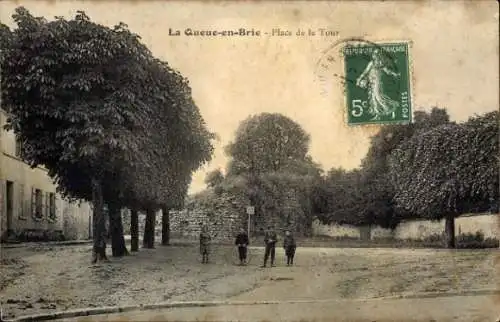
[283,230,297,266]
[199,225,212,264]
[235,228,249,265]
[355,48,401,121]
[261,226,277,268]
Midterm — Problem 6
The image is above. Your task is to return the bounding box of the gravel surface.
[0,243,498,319]
[60,295,500,322]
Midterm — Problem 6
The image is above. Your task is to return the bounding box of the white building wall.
[312,214,499,240]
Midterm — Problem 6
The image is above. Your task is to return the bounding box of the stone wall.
[312,213,499,240]
[169,191,247,241]
[312,221,360,238]
[169,208,244,240]
[167,185,311,241]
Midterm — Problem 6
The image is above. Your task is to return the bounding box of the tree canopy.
[389,111,498,219]
[1,7,214,258]
[388,110,498,247]
[1,7,214,209]
[216,113,321,233]
[389,123,469,219]
[313,108,453,229]
[225,113,315,176]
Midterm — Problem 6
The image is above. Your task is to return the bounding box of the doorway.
[6,181,14,231]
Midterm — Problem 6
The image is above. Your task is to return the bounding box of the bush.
[483,237,500,248]
[371,236,397,243]
[398,233,443,248]
[456,231,499,248]
[424,233,444,243]
[417,231,499,249]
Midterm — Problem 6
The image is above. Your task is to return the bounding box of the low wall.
[166,185,312,240]
[312,214,499,240]
[169,208,244,241]
[165,190,248,241]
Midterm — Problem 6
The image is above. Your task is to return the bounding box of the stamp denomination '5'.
[343,42,412,125]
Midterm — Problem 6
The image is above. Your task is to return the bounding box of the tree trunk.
[445,214,456,248]
[91,178,108,263]
[143,208,155,248]
[130,208,139,252]
[161,206,170,246]
[109,202,129,257]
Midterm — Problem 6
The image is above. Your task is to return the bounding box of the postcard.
[0,1,498,321]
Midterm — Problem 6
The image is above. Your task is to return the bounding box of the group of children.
[199,225,297,266]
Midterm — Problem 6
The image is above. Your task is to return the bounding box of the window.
[6,181,14,227]
[49,193,56,221]
[45,192,50,219]
[15,136,25,159]
[18,183,26,220]
[31,188,43,221]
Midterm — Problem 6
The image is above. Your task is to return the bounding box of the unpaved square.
[1,243,498,320]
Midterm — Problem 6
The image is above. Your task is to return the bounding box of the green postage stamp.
[343,42,412,125]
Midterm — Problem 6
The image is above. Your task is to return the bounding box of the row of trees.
[1,7,214,261]
[314,108,498,247]
[205,108,498,248]
[313,108,452,229]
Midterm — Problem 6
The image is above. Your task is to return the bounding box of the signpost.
[246,206,254,237]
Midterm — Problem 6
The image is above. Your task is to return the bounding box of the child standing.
[235,228,250,265]
[199,225,212,264]
[283,230,297,266]
[261,226,277,268]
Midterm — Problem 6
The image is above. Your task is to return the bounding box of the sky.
[1,0,498,194]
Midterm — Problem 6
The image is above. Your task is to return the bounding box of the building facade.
[0,109,92,242]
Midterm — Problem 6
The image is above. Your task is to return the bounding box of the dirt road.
[58,294,500,322]
[2,243,498,320]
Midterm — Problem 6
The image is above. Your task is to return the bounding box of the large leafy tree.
[1,8,213,259]
[313,167,400,231]
[225,113,313,176]
[313,108,452,230]
[461,111,499,212]
[255,171,319,234]
[1,8,152,261]
[389,111,499,248]
[117,56,213,249]
[359,107,452,227]
[312,168,365,226]
[224,113,321,234]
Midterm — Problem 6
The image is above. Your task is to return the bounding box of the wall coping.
[2,152,49,172]
[312,212,499,226]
